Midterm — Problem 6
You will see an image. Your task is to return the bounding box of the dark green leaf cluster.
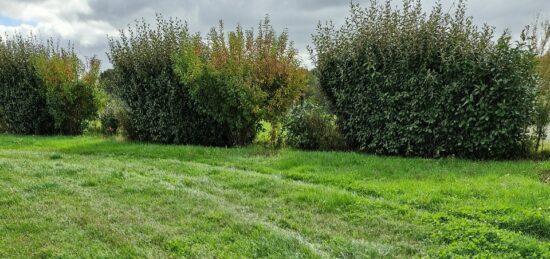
[0,36,100,135]
[312,0,538,159]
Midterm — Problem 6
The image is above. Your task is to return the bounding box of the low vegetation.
[0,135,548,257]
[285,99,346,150]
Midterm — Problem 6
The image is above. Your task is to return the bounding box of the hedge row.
[312,1,538,159]
[108,16,306,146]
[0,5,544,159]
[0,36,101,135]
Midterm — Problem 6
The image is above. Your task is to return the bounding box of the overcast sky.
[0,0,549,69]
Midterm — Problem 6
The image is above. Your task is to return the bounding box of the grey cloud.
[2,0,548,69]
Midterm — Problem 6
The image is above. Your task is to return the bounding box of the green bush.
[174,24,262,146]
[35,52,101,135]
[0,36,101,135]
[100,99,121,136]
[285,99,346,150]
[109,16,237,146]
[110,16,307,146]
[312,1,538,159]
[0,35,52,134]
[243,17,309,146]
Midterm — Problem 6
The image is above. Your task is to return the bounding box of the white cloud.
[0,0,117,62]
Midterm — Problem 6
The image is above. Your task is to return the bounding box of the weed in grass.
[49,152,63,160]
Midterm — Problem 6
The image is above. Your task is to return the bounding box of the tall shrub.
[108,16,228,145]
[174,25,261,146]
[0,36,100,135]
[110,16,307,146]
[0,35,51,134]
[312,1,538,159]
[174,20,307,146]
[34,48,101,135]
[248,17,308,146]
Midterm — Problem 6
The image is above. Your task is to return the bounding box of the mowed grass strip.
[0,135,549,258]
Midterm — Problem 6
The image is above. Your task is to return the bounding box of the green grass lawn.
[0,135,549,258]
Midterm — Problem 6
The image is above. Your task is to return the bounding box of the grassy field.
[0,135,549,258]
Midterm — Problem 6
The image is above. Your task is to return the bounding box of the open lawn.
[0,135,549,258]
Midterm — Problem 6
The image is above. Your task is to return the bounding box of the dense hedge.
[109,16,306,146]
[0,36,100,135]
[108,17,228,145]
[312,1,538,159]
[0,36,50,134]
[174,25,263,146]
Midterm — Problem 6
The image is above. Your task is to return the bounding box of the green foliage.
[312,1,538,159]
[246,16,309,146]
[98,97,133,137]
[285,99,346,150]
[0,35,52,134]
[34,51,101,135]
[534,47,550,152]
[302,69,330,107]
[0,107,6,133]
[178,17,308,147]
[0,36,101,135]
[99,68,116,95]
[108,15,228,145]
[524,17,550,152]
[174,24,263,146]
[111,15,307,146]
[174,18,308,146]
[100,98,122,135]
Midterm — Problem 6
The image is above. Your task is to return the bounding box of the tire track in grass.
[29,152,330,258]
[107,158,332,258]
[148,158,550,256]
[124,157,416,257]
[1,151,330,257]
[74,154,404,257]
[1,149,422,257]
[0,156,175,257]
